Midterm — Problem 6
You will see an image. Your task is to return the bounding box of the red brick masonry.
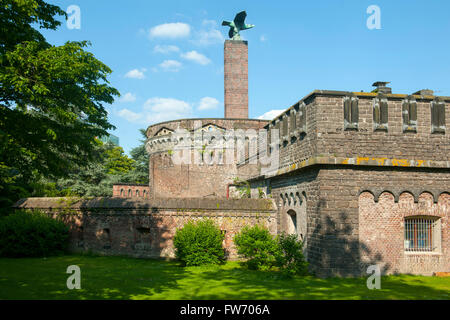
[224,40,248,119]
[113,184,150,198]
[13,197,277,260]
[359,191,449,275]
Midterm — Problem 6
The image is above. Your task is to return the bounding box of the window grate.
[404,217,436,252]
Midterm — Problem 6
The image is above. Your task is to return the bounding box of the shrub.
[233,225,278,271]
[275,233,309,276]
[173,219,225,266]
[0,210,69,257]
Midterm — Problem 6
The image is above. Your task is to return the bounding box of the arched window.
[136,190,140,197]
[128,189,132,197]
[120,189,124,197]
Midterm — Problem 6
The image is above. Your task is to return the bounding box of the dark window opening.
[402,96,417,132]
[282,115,288,142]
[373,94,389,131]
[344,96,359,130]
[101,228,111,249]
[290,109,297,137]
[431,98,446,134]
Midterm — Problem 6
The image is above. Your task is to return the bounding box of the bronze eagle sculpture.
[222,11,255,40]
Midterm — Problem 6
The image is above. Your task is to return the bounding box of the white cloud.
[191,20,224,46]
[257,109,285,120]
[153,44,180,54]
[144,97,191,114]
[117,97,193,125]
[196,29,224,46]
[125,68,146,79]
[159,59,182,72]
[117,108,142,122]
[180,50,211,65]
[149,22,191,39]
[202,19,217,27]
[198,97,220,110]
[119,92,137,103]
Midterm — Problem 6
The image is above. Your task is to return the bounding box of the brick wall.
[359,191,449,275]
[14,197,277,260]
[146,118,268,198]
[265,91,450,174]
[314,94,450,162]
[266,166,450,277]
[113,184,150,198]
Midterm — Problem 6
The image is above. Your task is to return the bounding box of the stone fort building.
[16,39,449,277]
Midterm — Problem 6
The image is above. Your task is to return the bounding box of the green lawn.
[0,255,449,300]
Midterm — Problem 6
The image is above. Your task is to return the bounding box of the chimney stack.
[413,89,434,96]
[224,40,248,119]
[372,81,392,94]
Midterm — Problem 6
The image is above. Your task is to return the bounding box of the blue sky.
[43,0,450,154]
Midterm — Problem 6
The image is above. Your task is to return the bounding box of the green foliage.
[173,219,225,266]
[233,177,251,199]
[0,0,118,207]
[233,225,278,270]
[0,210,69,257]
[29,140,138,197]
[275,233,309,276]
[258,187,265,199]
[124,129,149,184]
[104,145,135,175]
[234,227,309,276]
[0,0,66,55]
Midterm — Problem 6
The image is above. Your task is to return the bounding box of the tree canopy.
[0,0,119,210]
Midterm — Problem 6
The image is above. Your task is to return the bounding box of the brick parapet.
[13,197,277,260]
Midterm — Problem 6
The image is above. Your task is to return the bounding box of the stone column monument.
[222,11,254,119]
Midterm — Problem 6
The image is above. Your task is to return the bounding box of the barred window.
[402,96,417,132]
[404,217,440,252]
[344,96,359,130]
[431,98,446,134]
[373,95,389,131]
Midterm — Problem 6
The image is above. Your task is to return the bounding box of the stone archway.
[287,209,298,235]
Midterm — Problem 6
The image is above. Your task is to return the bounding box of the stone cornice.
[252,155,450,180]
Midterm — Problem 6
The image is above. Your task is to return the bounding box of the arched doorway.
[287,209,298,235]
